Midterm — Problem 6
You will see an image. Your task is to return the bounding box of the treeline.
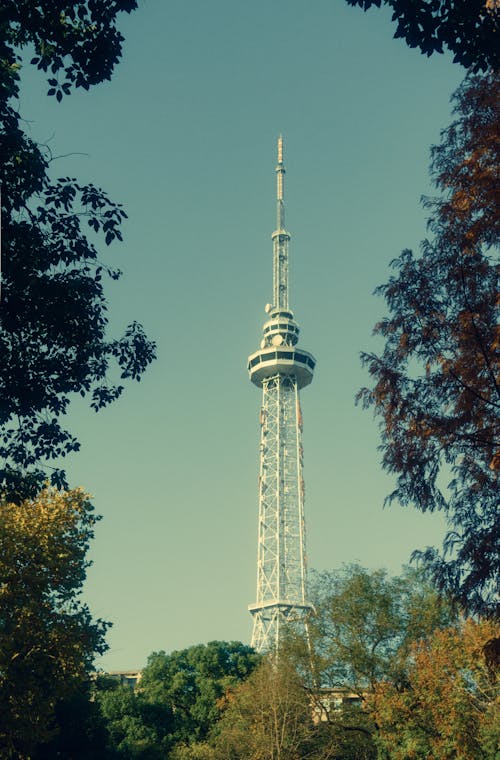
[92,593,500,759]
[1,457,498,759]
[0,536,500,760]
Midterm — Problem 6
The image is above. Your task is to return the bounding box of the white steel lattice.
[249,374,311,651]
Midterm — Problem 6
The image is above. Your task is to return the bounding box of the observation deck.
[248,306,315,389]
[248,347,315,388]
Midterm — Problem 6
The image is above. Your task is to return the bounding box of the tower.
[247,137,316,652]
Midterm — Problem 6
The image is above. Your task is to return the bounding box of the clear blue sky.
[19,0,463,670]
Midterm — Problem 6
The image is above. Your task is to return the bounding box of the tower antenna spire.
[276,134,285,228]
[273,135,290,310]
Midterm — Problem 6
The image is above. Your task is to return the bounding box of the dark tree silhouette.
[358,72,499,619]
[345,0,499,72]
[0,1,156,500]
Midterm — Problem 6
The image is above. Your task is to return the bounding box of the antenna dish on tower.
[264,303,273,314]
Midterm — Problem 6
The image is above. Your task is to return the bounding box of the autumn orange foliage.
[372,619,500,759]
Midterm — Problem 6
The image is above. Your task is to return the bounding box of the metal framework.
[247,137,315,652]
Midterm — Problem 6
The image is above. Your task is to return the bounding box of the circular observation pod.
[247,347,315,388]
[262,314,300,347]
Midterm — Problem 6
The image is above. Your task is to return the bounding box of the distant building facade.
[104,670,142,689]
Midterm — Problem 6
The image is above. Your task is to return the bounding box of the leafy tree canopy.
[2,1,139,99]
[277,564,456,757]
[96,683,174,759]
[212,657,338,760]
[345,0,499,71]
[0,0,156,501]
[372,618,500,759]
[303,564,457,693]
[0,487,110,757]
[139,641,261,747]
[358,72,499,619]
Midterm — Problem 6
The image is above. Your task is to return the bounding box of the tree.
[170,569,458,760]
[33,682,110,760]
[305,564,456,693]
[96,682,174,759]
[0,487,109,758]
[344,0,499,72]
[372,618,500,759]
[279,564,457,756]
[212,657,337,760]
[0,1,156,501]
[138,641,260,748]
[357,72,499,619]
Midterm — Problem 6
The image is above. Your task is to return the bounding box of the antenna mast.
[273,136,290,310]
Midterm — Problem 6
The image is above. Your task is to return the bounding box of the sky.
[18,0,464,671]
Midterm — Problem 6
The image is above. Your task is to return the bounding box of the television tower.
[247,137,316,652]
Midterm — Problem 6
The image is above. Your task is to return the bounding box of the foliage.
[0,487,110,758]
[169,741,217,760]
[89,642,259,758]
[33,682,110,759]
[96,683,174,759]
[345,0,499,71]
[304,564,456,692]
[0,0,156,501]
[1,1,139,99]
[357,72,499,619]
[372,618,500,759]
[138,641,261,748]
[212,657,337,760]
[279,565,457,756]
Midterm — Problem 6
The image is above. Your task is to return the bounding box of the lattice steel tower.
[247,137,316,652]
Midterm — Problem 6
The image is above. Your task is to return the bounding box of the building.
[311,687,366,724]
[103,670,142,689]
[247,137,316,652]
